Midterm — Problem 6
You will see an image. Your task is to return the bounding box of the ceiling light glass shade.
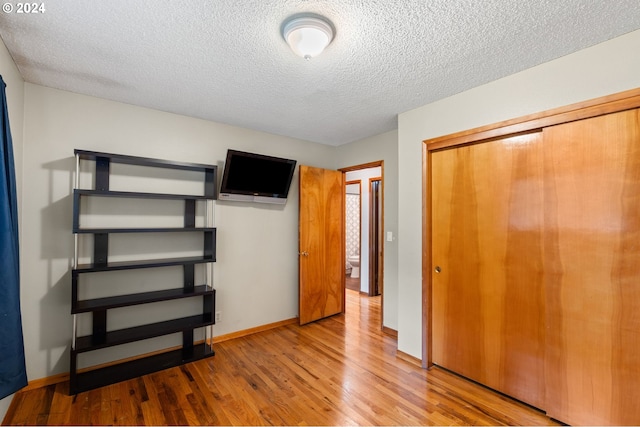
[282,16,334,59]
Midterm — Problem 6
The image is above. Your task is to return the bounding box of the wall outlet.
[215,311,222,322]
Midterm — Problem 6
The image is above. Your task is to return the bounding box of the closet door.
[543,108,640,425]
[431,132,545,409]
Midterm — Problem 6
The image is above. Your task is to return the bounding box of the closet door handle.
[299,251,309,256]
[434,266,441,273]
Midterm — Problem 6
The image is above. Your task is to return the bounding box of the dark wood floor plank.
[4,290,557,426]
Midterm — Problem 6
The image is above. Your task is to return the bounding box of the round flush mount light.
[282,14,334,60]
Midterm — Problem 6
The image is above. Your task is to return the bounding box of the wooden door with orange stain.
[299,165,345,325]
[430,132,546,409]
[543,108,640,426]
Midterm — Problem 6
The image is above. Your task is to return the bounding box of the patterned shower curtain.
[0,74,27,399]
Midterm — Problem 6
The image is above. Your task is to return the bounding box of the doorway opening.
[340,161,384,326]
[345,180,361,293]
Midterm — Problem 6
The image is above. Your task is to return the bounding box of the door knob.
[299,251,309,256]
[434,266,441,273]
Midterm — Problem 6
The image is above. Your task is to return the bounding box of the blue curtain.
[0,74,27,399]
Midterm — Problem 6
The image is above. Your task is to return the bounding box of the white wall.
[0,37,25,421]
[397,29,640,359]
[20,83,335,380]
[334,130,398,330]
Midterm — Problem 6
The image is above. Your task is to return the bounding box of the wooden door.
[299,165,344,325]
[543,109,640,425]
[431,132,546,409]
[369,178,382,296]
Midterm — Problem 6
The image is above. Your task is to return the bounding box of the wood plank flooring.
[4,290,557,425]
[345,275,360,292]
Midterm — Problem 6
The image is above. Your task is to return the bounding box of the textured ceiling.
[1,1,640,146]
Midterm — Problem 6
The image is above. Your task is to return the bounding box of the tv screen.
[219,150,297,204]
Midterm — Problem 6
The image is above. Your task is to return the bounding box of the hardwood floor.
[345,275,360,292]
[4,290,557,425]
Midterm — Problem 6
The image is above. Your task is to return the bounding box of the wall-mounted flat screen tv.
[219,149,297,205]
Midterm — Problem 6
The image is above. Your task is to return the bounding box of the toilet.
[347,255,360,278]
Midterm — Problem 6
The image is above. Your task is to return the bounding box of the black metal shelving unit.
[70,149,217,395]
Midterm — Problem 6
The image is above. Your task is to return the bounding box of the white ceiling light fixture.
[282,14,334,60]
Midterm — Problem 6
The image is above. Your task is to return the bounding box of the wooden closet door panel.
[431,132,545,408]
[543,109,640,425]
